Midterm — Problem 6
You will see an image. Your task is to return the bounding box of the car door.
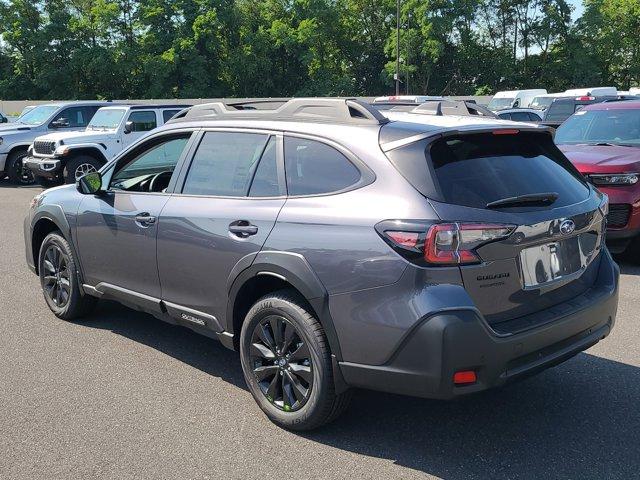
[75,130,196,307]
[156,130,285,326]
[122,110,159,149]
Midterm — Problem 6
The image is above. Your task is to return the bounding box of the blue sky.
[571,0,585,21]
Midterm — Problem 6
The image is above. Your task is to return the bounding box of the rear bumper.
[338,249,619,399]
[23,156,62,178]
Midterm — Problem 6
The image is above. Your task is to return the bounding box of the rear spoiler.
[380,124,556,152]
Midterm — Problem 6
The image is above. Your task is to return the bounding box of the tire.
[63,155,103,184]
[240,290,352,431]
[38,231,96,320]
[6,149,35,185]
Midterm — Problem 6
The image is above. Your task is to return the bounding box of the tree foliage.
[0,0,637,100]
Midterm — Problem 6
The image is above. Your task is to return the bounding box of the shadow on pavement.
[81,300,638,479]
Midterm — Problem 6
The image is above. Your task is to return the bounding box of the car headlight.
[589,173,639,186]
[29,193,43,209]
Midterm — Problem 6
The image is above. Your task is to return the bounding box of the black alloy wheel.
[41,244,71,309]
[249,315,313,412]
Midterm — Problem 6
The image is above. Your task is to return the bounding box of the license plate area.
[520,233,598,288]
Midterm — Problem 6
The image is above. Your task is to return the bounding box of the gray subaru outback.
[24,98,619,430]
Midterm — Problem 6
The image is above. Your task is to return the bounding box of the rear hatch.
[381,127,607,331]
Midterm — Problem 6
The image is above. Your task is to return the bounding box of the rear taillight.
[378,221,515,266]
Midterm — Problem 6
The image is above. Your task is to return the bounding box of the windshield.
[18,105,58,125]
[488,97,515,110]
[88,109,126,129]
[530,96,555,110]
[555,109,640,146]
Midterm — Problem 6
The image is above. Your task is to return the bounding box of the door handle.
[135,213,156,225]
[229,221,258,237]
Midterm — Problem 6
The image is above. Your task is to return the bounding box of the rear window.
[385,132,589,209]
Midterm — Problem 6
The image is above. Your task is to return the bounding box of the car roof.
[583,100,640,111]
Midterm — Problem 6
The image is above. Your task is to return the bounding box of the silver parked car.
[25,98,618,430]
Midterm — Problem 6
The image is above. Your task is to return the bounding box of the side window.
[110,135,190,192]
[249,137,280,197]
[53,107,89,128]
[127,111,157,132]
[528,112,541,121]
[284,137,361,196]
[182,132,269,196]
[498,112,512,120]
[162,110,181,123]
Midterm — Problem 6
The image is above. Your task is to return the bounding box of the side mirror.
[123,121,134,134]
[51,117,70,128]
[512,99,520,108]
[0,116,7,124]
[76,171,102,195]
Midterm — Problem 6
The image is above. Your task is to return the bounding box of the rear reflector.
[386,231,419,248]
[454,370,477,385]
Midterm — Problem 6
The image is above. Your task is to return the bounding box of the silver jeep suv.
[24,98,619,430]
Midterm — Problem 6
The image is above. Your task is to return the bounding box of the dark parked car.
[25,98,618,430]
[556,100,640,253]
[542,95,640,127]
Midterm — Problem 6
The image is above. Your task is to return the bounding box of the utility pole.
[395,0,400,96]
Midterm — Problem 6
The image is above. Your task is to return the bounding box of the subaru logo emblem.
[559,219,576,235]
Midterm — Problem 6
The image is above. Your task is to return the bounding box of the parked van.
[563,87,618,97]
[488,89,547,111]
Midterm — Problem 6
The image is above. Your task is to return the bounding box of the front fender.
[62,144,109,162]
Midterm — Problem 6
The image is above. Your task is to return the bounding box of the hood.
[35,129,117,145]
[559,144,640,173]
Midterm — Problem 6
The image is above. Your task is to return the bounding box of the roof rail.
[411,100,497,118]
[167,98,389,125]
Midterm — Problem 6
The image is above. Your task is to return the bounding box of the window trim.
[101,128,199,196]
[173,128,288,200]
[282,132,375,199]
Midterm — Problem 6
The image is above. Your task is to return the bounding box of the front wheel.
[38,232,96,320]
[240,290,351,430]
[64,155,103,184]
[6,150,35,185]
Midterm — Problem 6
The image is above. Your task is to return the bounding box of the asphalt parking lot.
[1,183,639,480]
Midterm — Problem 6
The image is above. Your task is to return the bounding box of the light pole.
[395,0,400,96]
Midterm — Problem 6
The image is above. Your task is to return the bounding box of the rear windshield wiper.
[486,192,559,209]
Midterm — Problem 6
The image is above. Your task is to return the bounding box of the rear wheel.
[240,290,351,431]
[38,232,96,320]
[64,155,102,184]
[6,150,35,185]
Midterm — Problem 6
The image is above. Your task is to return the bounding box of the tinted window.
[385,132,589,209]
[128,111,157,132]
[546,102,575,121]
[510,111,531,121]
[556,109,640,146]
[110,136,190,191]
[284,137,361,195]
[162,110,181,123]
[249,137,280,197]
[183,132,269,196]
[55,107,90,128]
[498,113,511,120]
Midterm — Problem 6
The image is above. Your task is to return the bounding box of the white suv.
[25,104,189,185]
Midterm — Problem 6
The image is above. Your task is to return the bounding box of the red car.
[556,100,640,254]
